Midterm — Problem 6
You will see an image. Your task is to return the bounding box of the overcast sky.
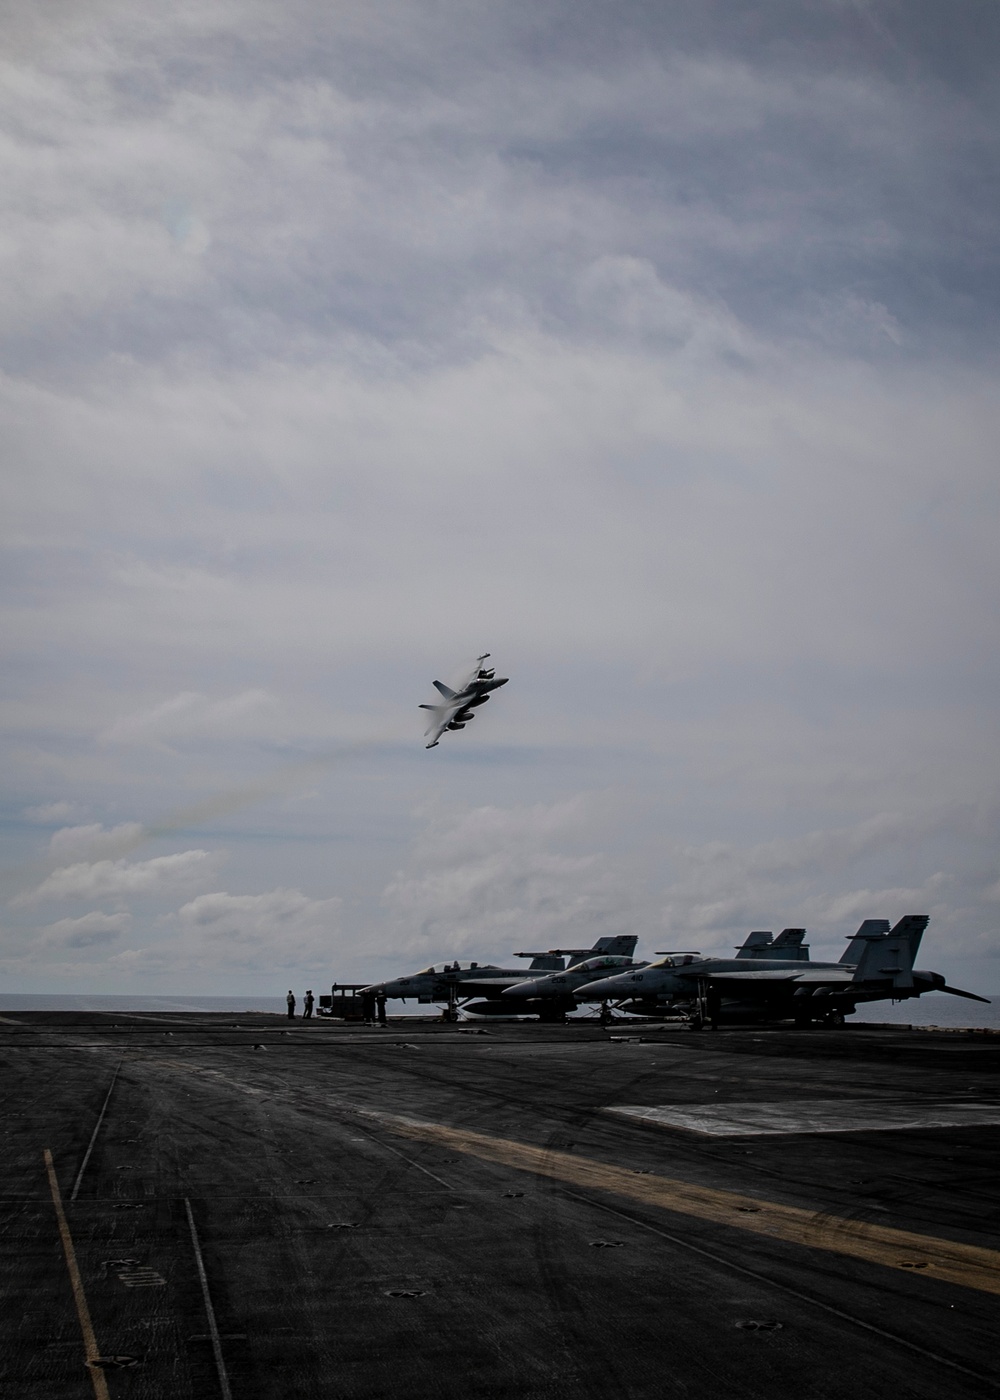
[3,0,999,997]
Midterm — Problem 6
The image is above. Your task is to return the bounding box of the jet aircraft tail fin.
[517,935,639,968]
[736,932,773,959]
[839,919,890,964]
[589,935,639,959]
[433,680,457,699]
[852,915,929,989]
[770,928,809,961]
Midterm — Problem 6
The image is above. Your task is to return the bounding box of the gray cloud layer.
[2,1,998,993]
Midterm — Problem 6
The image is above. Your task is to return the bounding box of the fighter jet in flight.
[575,917,989,1027]
[420,654,509,749]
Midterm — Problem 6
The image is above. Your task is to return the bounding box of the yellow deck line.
[384,1116,1000,1297]
[44,1149,111,1400]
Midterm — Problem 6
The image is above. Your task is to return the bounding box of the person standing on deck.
[303,989,315,1020]
[286,989,296,1019]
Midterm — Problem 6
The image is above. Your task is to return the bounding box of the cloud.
[113,887,343,974]
[39,910,132,948]
[14,849,215,905]
[1,3,999,997]
[102,690,278,744]
[658,813,961,951]
[668,811,924,889]
[48,822,144,861]
[381,796,639,959]
[22,801,82,823]
[1,2,995,384]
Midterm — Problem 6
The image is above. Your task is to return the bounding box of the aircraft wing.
[706,969,855,985]
[459,975,531,996]
[448,653,493,695]
[419,702,456,749]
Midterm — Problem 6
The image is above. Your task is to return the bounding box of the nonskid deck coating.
[2,1012,999,1400]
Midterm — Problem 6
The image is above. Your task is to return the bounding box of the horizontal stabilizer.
[941,985,992,1004]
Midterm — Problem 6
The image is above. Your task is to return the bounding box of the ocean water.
[0,993,288,1014]
[851,994,999,1029]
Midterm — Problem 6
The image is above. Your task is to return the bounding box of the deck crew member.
[286,989,296,1019]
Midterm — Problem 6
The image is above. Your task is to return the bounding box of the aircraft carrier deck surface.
[3,1012,999,1399]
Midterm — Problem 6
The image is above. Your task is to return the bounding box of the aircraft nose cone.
[574,979,612,1000]
[502,983,535,998]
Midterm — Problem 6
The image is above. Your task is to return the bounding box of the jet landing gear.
[690,982,720,1031]
[793,996,847,1028]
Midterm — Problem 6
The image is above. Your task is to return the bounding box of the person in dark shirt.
[286,990,296,1019]
[303,989,315,1019]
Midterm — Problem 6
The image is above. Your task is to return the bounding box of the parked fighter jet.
[494,929,810,1020]
[420,654,508,748]
[365,936,637,1021]
[498,954,644,1017]
[575,916,988,1027]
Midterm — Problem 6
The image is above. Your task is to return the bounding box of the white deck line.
[604,1098,1000,1136]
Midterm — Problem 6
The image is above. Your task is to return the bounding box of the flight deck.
[2,1013,998,1398]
